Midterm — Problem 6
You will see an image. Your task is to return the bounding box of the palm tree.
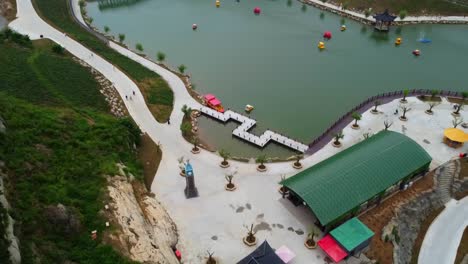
[118,33,126,43]
[135,43,144,52]
[352,112,362,128]
[104,26,110,33]
[219,149,230,167]
[453,103,464,115]
[243,224,257,245]
[206,251,216,264]
[256,154,267,171]
[305,225,320,248]
[453,117,464,128]
[399,10,407,20]
[372,100,381,113]
[192,137,199,152]
[156,51,166,63]
[225,170,237,190]
[425,102,440,114]
[178,64,187,74]
[279,174,288,197]
[333,131,344,146]
[293,154,303,168]
[399,105,411,120]
[401,89,409,103]
[384,120,393,131]
[364,8,372,18]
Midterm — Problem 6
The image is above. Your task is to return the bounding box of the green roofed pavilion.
[330,218,374,252]
[282,131,431,228]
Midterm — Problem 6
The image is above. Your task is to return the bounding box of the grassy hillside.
[33,0,174,122]
[0,30,141,263]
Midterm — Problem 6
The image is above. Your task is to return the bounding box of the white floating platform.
[199,107,309,153]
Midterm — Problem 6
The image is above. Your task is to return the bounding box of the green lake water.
[87,0,468,158]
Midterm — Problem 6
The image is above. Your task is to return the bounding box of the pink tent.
[275,245,295,263]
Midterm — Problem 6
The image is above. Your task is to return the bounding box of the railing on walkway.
[306,89,464,155]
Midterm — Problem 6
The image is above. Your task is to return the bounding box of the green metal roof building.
[330,217,374,254]
[282,131,432,230]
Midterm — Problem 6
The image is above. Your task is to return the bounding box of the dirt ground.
[455,227,468,264]
[359,173,434,264]
[138,133,162,191]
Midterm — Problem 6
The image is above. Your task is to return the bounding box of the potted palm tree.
[399,105,411,121]
[304,226,319,249]
[351,112,362,129]
[191,137,200,154]
[452,117,464,128]
[278,174,289,197]
[219,149,230,168]
[243,224,257,246]
[384,120,393,131]
[225,171,237,191]
[256,154,267,172]
[292,154,303,169]
[206,251,216,264]
[332,131,344,147]
[425,102,440,115]
[371,100,381,114]
[400,89,409,103]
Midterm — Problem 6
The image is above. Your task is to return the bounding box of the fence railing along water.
[306,89,465,154]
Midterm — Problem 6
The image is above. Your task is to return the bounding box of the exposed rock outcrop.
[44,204,82,235]
[104,174,179,264]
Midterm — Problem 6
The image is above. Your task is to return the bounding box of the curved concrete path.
[418,197,468,264]
[9,0,468,262]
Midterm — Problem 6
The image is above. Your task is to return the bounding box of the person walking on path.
[125,95,128,100]
[167,118,171,125]
[133,91,135,96]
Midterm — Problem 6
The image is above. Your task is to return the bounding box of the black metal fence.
[306,89,465,155]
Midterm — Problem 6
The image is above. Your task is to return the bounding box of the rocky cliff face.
[105,175,179,264]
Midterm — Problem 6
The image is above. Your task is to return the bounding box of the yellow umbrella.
[444,128,468,143]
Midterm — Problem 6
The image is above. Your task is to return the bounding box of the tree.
[401,89,409,103]
[243,224,257,244]
[384,120,393,131]
[88,17,94,24]
[333,131,344,146]
[352,112,362,128]
[118,33,126,43]
[78,0,86,8]
[372,100,381,113]
[181,104,192,116]
[342,2,349,10]
[305,225,320,248]
[364,8,372,18]
[399,105,411,120]
[399,10,407,20]
[256,154,267,170]
[279,174,288,198]
[178,64,187,74]
[454,103,464,115]
[51,44,65,54]
[206,251,216,264]
[104,26,110,33]
[135,43,144,52]
[453,117,464,128]
[156,51,166,63]
[225,169,237,190]
[430,89,439,99]
[219,149,230,167]
[426,102,440,114]
[293,154,303,168]
[192,137,199,152]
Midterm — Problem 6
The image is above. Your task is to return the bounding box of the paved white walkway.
[9,1,468,262]
[419,197,468,264]
[304,0,468,24]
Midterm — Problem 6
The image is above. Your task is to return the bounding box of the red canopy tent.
[318,235,348,263]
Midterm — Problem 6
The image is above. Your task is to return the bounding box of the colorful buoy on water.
[413,49,421,56]
[215,0,220,7]
[254,7,261,15]
[395,37,402,45]
[318,41,325,50]
[340,25,347,31]
[323,31,332,39]
[192,24,198,30]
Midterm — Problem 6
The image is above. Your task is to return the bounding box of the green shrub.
[51,44,65,54]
